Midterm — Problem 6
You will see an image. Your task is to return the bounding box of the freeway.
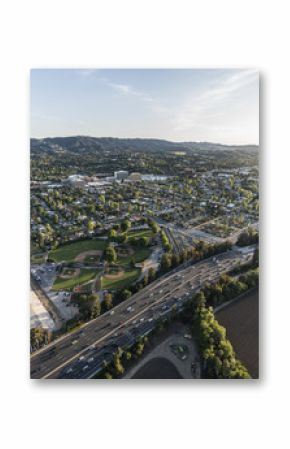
[30,247,254,379]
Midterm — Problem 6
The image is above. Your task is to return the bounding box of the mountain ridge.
[31,136,259,154]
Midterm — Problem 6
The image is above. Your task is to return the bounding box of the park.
[48,229,155,293]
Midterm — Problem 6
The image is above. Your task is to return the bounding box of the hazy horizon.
[31,134,258,147]
[31,69,259,145]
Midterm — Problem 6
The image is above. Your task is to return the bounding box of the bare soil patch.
[103,266,125,280]
[216,289,259,378]
[59,267,81,279]
[116,245,134,257]
[74,250,103,263]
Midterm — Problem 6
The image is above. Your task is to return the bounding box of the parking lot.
[31,263,79,321]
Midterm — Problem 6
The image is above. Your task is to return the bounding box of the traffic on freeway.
[30,248,254,379]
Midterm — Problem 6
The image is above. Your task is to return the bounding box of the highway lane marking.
[31,255,216,360]
[34,260,227,378]
[31,261,192,359]
[40,256,244,379]
[32,249,251,376]
[42,273,201,378]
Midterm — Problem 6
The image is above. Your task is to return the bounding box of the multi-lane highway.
[30,248,254,379]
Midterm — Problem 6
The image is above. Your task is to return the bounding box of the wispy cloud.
[105,80,155,103]
[171,69,258,132]
[77,69,155,103]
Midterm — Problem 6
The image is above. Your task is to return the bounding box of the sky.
[31,69,259,145]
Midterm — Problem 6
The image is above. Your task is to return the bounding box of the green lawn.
[101,268,140,290]
[117,246,151,265]
[31,253,46,264]
[126,229,153,241]
[49,239,106,262]
[52,268,100,291]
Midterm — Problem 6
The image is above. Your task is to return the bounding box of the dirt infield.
[74,250,103,263]
[59,267,81,279]
[103,267,125,280]
[116,246,135,257]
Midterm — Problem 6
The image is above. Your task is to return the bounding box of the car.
[88,357,94,363]
[72,339,78,345]
[110,310,115,315]
[184,334,192,340]
[82,365,89,371]
[66,367,73,374]
[79,355,85,361]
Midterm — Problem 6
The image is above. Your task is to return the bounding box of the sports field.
[101,268,140,290]
[52,268,100,291]
[117,246,151,264]
[48,237,152,292]
[126,229,153,241]
[49,239,106,262]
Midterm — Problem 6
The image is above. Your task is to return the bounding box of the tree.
[161,252,172,271]
[125,351,132,361]
[142,274,149,287]
[108,229,117,240]
[171,253,180,267]
[87,220,95,232]
[135,341,145,357]
[148,219,159,233]
[90,295,101,318]
[72,293,101,320]
[121,219,131,233]
[99,194,105,204]
[140,236,149,247]
[113,354,124,375]
[105,244,117,263]
[148,267,156,282]
[119,289,132,301]
[103,292,113,310]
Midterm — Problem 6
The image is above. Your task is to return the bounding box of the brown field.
[216,289,259,378]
